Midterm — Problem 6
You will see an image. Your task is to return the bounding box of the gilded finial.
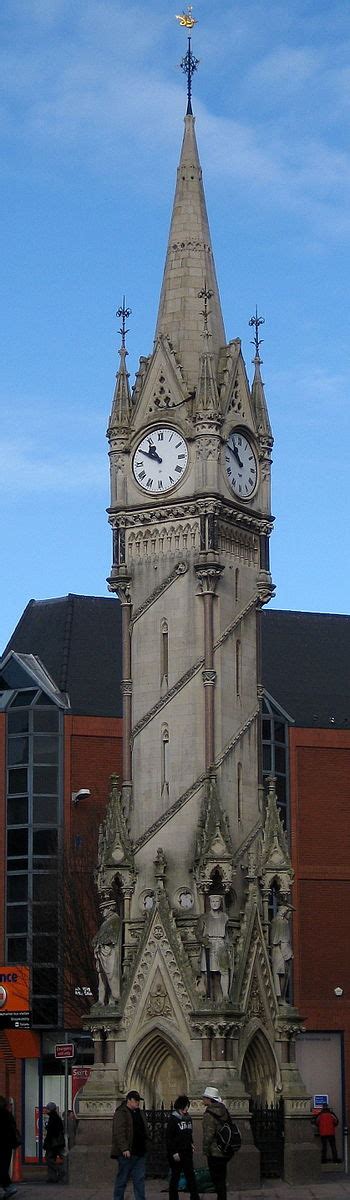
[177,7,199,115]
[176,6,197,28]
[249,306,265,361]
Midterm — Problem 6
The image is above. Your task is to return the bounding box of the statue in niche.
[92,904,122,1006]
[199,895,233,1000]
[270,901,293,1002]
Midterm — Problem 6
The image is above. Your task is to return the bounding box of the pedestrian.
[315,1103,340,1164]
[0,1095,20,1198]
[111,1090,149,1200]
[166,1094,200,1200]
[43,1102,65,1183]
[202,1087,230,1200]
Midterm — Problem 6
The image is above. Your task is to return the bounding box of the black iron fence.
[144,1105,172,1177]
[251,1099,284,1178]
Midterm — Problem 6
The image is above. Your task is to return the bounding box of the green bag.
[178,1168,214,1192]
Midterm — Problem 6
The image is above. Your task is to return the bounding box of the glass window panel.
[275,746,286,773]
[262,718,271,740]
[34,692,55,706]
[33,766,58,795]
[33,797,58,824]
[7,876,28,902]
[262,744,271,772]
[33,857,57,872]
[33,735,59,764]
[7,737,29,765]
[7,711,29,734]
[7,937,27,963]
[33,874,58,902]
[33,830,58,856]
[7,858,28,872]
[8,767,28,794]
[7,797,28,825]
[274,720,286,744]
[32,997,58,1025]
[276,776,287,807]
[33,967,58,994]
[33,709,59,732]
[32,904,58,932]
[10,690,37,707]
[7,829,28,857]
[33,935,58,963]
[7,905,28,933]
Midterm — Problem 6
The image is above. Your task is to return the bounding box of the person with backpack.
[315,1103,340,1164]
[166,1095,200,1200]
[202,1086,240,1200]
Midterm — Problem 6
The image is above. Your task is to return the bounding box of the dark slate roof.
[3,595,122,717]
[262,609,350,729]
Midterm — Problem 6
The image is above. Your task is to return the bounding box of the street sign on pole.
[55,1043,74,1060]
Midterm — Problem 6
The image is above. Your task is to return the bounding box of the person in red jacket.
[315,1104,340,1164]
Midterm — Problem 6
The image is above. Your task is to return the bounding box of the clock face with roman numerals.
[224,429,258,499]
[132,427,188,494]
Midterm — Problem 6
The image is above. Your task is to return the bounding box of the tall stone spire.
[249,308,272,439]
[154,113,226,392]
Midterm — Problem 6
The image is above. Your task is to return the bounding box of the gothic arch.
[239,1020,281,1105]
[124,1022,191,1107]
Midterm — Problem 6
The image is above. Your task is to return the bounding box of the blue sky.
[1,0,350,650]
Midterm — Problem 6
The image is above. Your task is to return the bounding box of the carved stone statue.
[199,895,233,999]
[270,902,293,1002]
[92,908,122,1006]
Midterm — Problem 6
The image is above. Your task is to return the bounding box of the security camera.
[71,788,91,805]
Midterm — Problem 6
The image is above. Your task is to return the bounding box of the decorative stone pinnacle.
[198,284,213,342]
[249,305,265,362]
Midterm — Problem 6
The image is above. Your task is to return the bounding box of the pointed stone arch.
[239,1020,281,1105]
[124,1023,190,1107]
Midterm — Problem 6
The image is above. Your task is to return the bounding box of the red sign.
[55,1042,74,1059]
[0,965,30,1027]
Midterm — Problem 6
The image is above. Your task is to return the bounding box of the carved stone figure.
[92,908,122,1006]
[199,895,233,999]
[270,903,293,1002]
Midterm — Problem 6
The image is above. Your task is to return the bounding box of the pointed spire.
[155,114,226,392]
[249,307,272,439]
[107,299,132,435]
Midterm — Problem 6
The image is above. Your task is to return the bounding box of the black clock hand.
[139,447,163,464]
[228,442,243,470]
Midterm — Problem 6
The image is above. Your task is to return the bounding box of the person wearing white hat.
[202,1088,228,1200]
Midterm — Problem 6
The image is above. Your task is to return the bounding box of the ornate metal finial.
[249,306,265,361]
[198,284,213,341]
[116,296,132,349]
[177,8,199,116]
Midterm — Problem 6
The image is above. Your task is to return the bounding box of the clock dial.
[224,430,258,499]
[132,427,188,494]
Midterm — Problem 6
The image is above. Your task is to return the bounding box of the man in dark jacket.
[111,1090,149,1200]
[43,1102,65,1183]
[0,1096,19,1198]
[166,1095,200,1200]
[202,1087,229,1200]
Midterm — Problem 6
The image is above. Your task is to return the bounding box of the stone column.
[195,559,223,770]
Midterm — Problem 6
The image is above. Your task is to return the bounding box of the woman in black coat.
[44,1103,65,1182]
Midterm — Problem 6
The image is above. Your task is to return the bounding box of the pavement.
[5,1171,350,1200]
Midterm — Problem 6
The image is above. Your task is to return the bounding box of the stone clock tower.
[75,38,318,1189]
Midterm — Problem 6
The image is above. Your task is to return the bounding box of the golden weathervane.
[176,6,197,28]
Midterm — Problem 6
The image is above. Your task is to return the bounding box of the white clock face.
[132,428,188,494]
[224,430,258,499]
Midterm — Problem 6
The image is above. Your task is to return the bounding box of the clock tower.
[78,31,318,1189]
